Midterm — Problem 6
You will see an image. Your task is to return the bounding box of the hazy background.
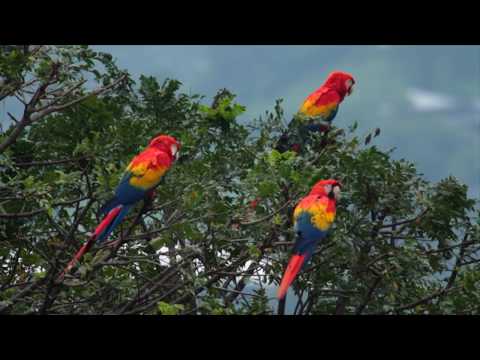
[91,45,480,200]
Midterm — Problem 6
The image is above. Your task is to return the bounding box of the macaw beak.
[347,83,354,96]
[333,185,341,201]
[170,143,180,161]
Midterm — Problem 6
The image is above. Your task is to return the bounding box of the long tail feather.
[96,204,131,243]
[57,206,122,282]
[277,254,306,300]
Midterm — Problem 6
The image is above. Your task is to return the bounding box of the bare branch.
[379,208,429,229]
[0,196,88,219]
[379,286,461,315]
[33,79,88,113]
[14,156,91,168]
[240,199,294,226]
[0,73,126,154]
[355,275,383,315]
[30,74,127,122]
[7,112,19,124]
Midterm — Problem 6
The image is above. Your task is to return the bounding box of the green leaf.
[157,301,184,315]
[150,237,167,251]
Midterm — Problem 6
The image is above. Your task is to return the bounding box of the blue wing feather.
[100,172,148,215]
[293,212,329,269]
[114,171,147,205]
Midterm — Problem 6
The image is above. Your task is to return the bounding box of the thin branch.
[355,275,383,315]
[379,286,461,315]
[240,199,294,226]
[14,156,91,168]
[0,196,88,219]
[33,79,88,113]
[445,233,469,290]
[0,278,45,314]
[29,74,127,122]
[379,208,429,229]
[422,240,476,255]
[0,73,126,154]
[211,286,267,299]
[7,112,19,124]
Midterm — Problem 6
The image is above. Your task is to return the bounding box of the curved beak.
[171,144,179,161]
[333,185,341,201]
[347,83,354,96]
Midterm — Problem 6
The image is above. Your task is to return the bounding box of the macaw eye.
[324,184,332,194]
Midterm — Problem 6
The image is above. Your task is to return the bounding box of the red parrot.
[58,134,180,281]
[277,179,341,300]
[276,71,355,153]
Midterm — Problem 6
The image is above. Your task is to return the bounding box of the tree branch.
[379,286,461,314]
[0,196,88,219]
[29,74,127,122]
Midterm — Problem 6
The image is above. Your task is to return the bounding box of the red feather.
[277,254,306,300]
[57,206,122,282]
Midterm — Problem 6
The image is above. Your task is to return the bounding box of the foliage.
[0,46,478,315]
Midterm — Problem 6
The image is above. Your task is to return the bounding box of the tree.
[0,45,129,153]
[0,46,478,314]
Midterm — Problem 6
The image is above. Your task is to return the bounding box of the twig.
[355,275,383,315]
[379,286,461,315]
[240,199,294,226]
[379,208,429,229]
[14,156,91,168]
[0,196,88,219]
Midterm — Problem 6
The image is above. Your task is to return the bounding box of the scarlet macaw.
[277,179,341,300]
[276,71,355,153]
[58,134,180,280]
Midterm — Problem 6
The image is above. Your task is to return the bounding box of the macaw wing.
[299,88,341,120]
[114,154,150,193]
[322,103,339,123]
[111,153,157,205]
[126,156,151,178]
[112,170,147,206]
[292,196,333,255]
[126,150,170,189]
[293,214,327,255]
[305,86,330,105]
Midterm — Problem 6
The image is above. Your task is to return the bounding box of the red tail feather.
[277,254,306,300]
[92,206,122,237]
[57,206,122,282]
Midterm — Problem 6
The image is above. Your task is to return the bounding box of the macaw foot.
[147,189,156,200]
[318,123,331,133]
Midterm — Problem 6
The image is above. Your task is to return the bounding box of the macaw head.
[149,135,181,161]
[324,71,356,99]
[310,179,342,201]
